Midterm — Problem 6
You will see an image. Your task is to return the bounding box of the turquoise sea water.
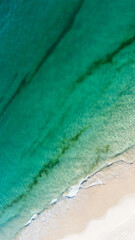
[1,0,135,239]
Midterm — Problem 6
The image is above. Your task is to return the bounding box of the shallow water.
[1,0,135,239]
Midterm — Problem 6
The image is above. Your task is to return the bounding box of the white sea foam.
[50,198,58,205]
[62,184,81,198]
[25,214,38,227]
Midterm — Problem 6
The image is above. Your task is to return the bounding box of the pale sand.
[16,147,135,240]
[59,194,135,240]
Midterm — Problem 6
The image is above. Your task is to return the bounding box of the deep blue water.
[1,0,135,239]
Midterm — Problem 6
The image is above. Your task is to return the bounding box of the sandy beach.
[58,193,135,240]
[15,146,135,240]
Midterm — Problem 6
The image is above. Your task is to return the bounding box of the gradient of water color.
[1,0,135,239]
